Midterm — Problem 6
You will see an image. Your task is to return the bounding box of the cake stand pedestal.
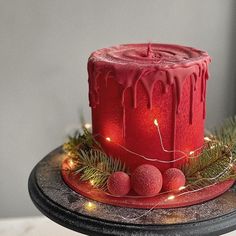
[28,147,236,236]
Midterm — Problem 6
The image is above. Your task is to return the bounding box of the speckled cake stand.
[28,147,236,236]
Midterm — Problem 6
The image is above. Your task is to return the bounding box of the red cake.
[61,43,235,209]
[88,43,210,171]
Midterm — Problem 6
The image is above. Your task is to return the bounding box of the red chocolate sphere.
[107,171,131,196]
[162,168,186,191]
[131,164,163,196]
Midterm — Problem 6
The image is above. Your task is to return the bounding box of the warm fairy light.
[90,179,95,186]
[68,158,75,168]
[229,163,234,168]
[68,151,73,157]
[167,195,175,200]
[84,123,92,129]
[189,151,194,155]
[84,201,97,212]
[178,186,186,191]
[210,145,216,149]
[106,137,111,142]
[153,118,190,159]
[154,119,158,126]
[204,137,211,142]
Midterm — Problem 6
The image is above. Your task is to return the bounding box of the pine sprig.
[63,115,236,192]
[182,116,236,188]
[182,141,226,177]
[74,149,126,190]
[63,130,81,158]
[63,128,98,158]
[63,129,127,190]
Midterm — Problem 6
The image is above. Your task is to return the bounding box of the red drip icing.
[190,75,194,124]
[146,43,154,58]
[121,88,127,138]
[88,62,210,133]
[104,71,111,88]
[172,83,177,165]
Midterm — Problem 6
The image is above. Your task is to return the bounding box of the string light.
[68,159,75,169]
[84,123,92,129]
[178,186,186,191]
[210,145,216,149]
[94,117,206,164]
[74,122,235,222]
[154,119,158,126]
[67,151,73,157]
[90,179,95,186]
[106,137,111,142]
[104,141,232,221]
[118,149,234,222]
[167,195,175,200]
[154,118,194,158]
[120,177,233,222]
[95,133,203,163]
[89,119,221,165]
[204,137,211,142]
[84,201,97,212]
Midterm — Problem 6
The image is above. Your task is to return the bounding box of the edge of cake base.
[61,158,234,209]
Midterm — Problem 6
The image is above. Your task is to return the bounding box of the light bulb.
[167,195,175,200]
[189,151,194,155]
[84,201,97,212]
[178,186,186,191]
[106,137,111,142]
[210,145,216,150]
[84,123,92,129]
[68,151,73,157]
[204,137,211,142]
[154,119,158,126]
[68,159,74,168]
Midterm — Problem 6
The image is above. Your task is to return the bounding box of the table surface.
[28,147,236,236]
[0,216,235,236]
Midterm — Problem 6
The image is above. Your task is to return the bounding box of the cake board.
[28,147,236,235]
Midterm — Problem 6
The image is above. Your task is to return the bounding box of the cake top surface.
[89,43,210,69]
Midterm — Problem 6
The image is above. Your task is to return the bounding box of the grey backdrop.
[0,0,236,218]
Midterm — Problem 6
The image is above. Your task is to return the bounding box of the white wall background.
[0,0,236,218]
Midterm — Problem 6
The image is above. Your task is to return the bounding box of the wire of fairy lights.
[69,146,233,221]
[67,119,234,220]
[94,118,209,163]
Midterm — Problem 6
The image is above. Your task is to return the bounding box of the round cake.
[88,43,211,171]
[61,43,235,209]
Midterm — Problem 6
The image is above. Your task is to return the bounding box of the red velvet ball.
[107,171,131,196]
[131,164,163,196]
[162,168,186,191]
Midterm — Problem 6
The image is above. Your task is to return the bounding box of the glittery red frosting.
[88,43,211,172]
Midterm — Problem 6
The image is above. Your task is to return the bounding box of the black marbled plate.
[28,147,236,236]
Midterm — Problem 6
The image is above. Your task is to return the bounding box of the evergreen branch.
[63,128,98,158]
[182,115,236,188]
[73,149,127,190]
[63,115,236,192]
[182,141,228,177]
